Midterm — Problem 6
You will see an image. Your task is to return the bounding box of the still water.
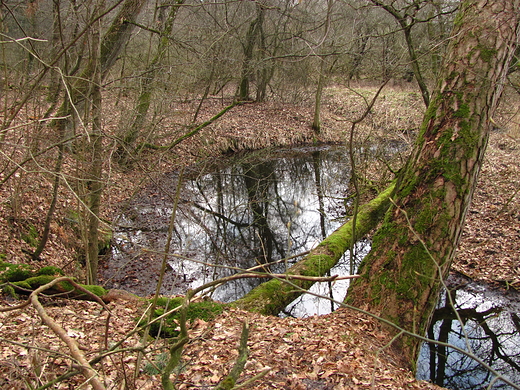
[417,274,520,390]
[102,146,359,304]
[101,145,520,389]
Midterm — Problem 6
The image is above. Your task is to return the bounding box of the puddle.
[417,273,520,389]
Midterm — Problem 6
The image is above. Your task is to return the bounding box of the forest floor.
[0,84,519,389]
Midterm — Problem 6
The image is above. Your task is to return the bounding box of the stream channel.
[100,145,520,389]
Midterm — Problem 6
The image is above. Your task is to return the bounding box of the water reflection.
[101,146,354,301]
[282,239,370,318]
[417,275,520,389]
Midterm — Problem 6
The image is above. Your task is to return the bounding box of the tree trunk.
[49,0,147,282]
[402,24,430,107]
[56,0,148,127]
[100,0,149,79]
[233,184,394,315]
[116,0,184,165]
[86,0,104,285]
[312,58,326,134]
[238,4,264,102]
[347,0,519,369]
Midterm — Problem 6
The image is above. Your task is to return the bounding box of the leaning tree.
[347,0,520,368]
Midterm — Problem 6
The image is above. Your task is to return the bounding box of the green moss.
[13,280,31,289]
[36,266,65,276]
[321,233,349,258]
[17,274,58,289]
[1,284,18,299]
[397,245,435,302]
[98,229,112,255]
[216,377,235,389]
[414,204,437,235]
[81,284,107,297]
[155,296,183,307]
[0,262,67,288]
[300,254,332,277]
[0,261,34,282]
[478,45,497,63]
[9,271,107,299]
[145,298,224,338]
[453,11,464,27]
[453,103,470,118]
[21,224,39,247]
[186,300,224,322]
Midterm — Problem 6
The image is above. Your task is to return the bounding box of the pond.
[416,274,520,390]
[100,144,520,389]
[100,145,365,306]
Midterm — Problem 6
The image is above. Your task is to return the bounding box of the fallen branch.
[27,277,107,390]
[233,183,395,315]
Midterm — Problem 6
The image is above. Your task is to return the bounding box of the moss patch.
[0,261,66,284]
[21,224,39,247]
[145,297,225,338]
[0,261,34,282]
[37,266,65,277]
[3,266,107,299]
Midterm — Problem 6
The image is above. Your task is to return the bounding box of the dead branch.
[27,277,106,390]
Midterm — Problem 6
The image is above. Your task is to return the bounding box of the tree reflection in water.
[104,146,358,302]
[417,275,520,389]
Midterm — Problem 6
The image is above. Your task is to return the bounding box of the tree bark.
[312,58,326,134]
[238,4,264,102]
[56,0,148,125]
[116,0,184,164]
[86,0,104,285]
[48,0,147,283]
[347,0,519,369]
[100,0,149,79]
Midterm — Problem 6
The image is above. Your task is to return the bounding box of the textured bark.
[238,4,265,101]
[347,0,520,369]
[100,0,149,78]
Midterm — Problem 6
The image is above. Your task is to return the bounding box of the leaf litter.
[0,85,519,389]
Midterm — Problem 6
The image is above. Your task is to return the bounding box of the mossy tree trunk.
[347,0,519,369]
[233,184,394,315]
